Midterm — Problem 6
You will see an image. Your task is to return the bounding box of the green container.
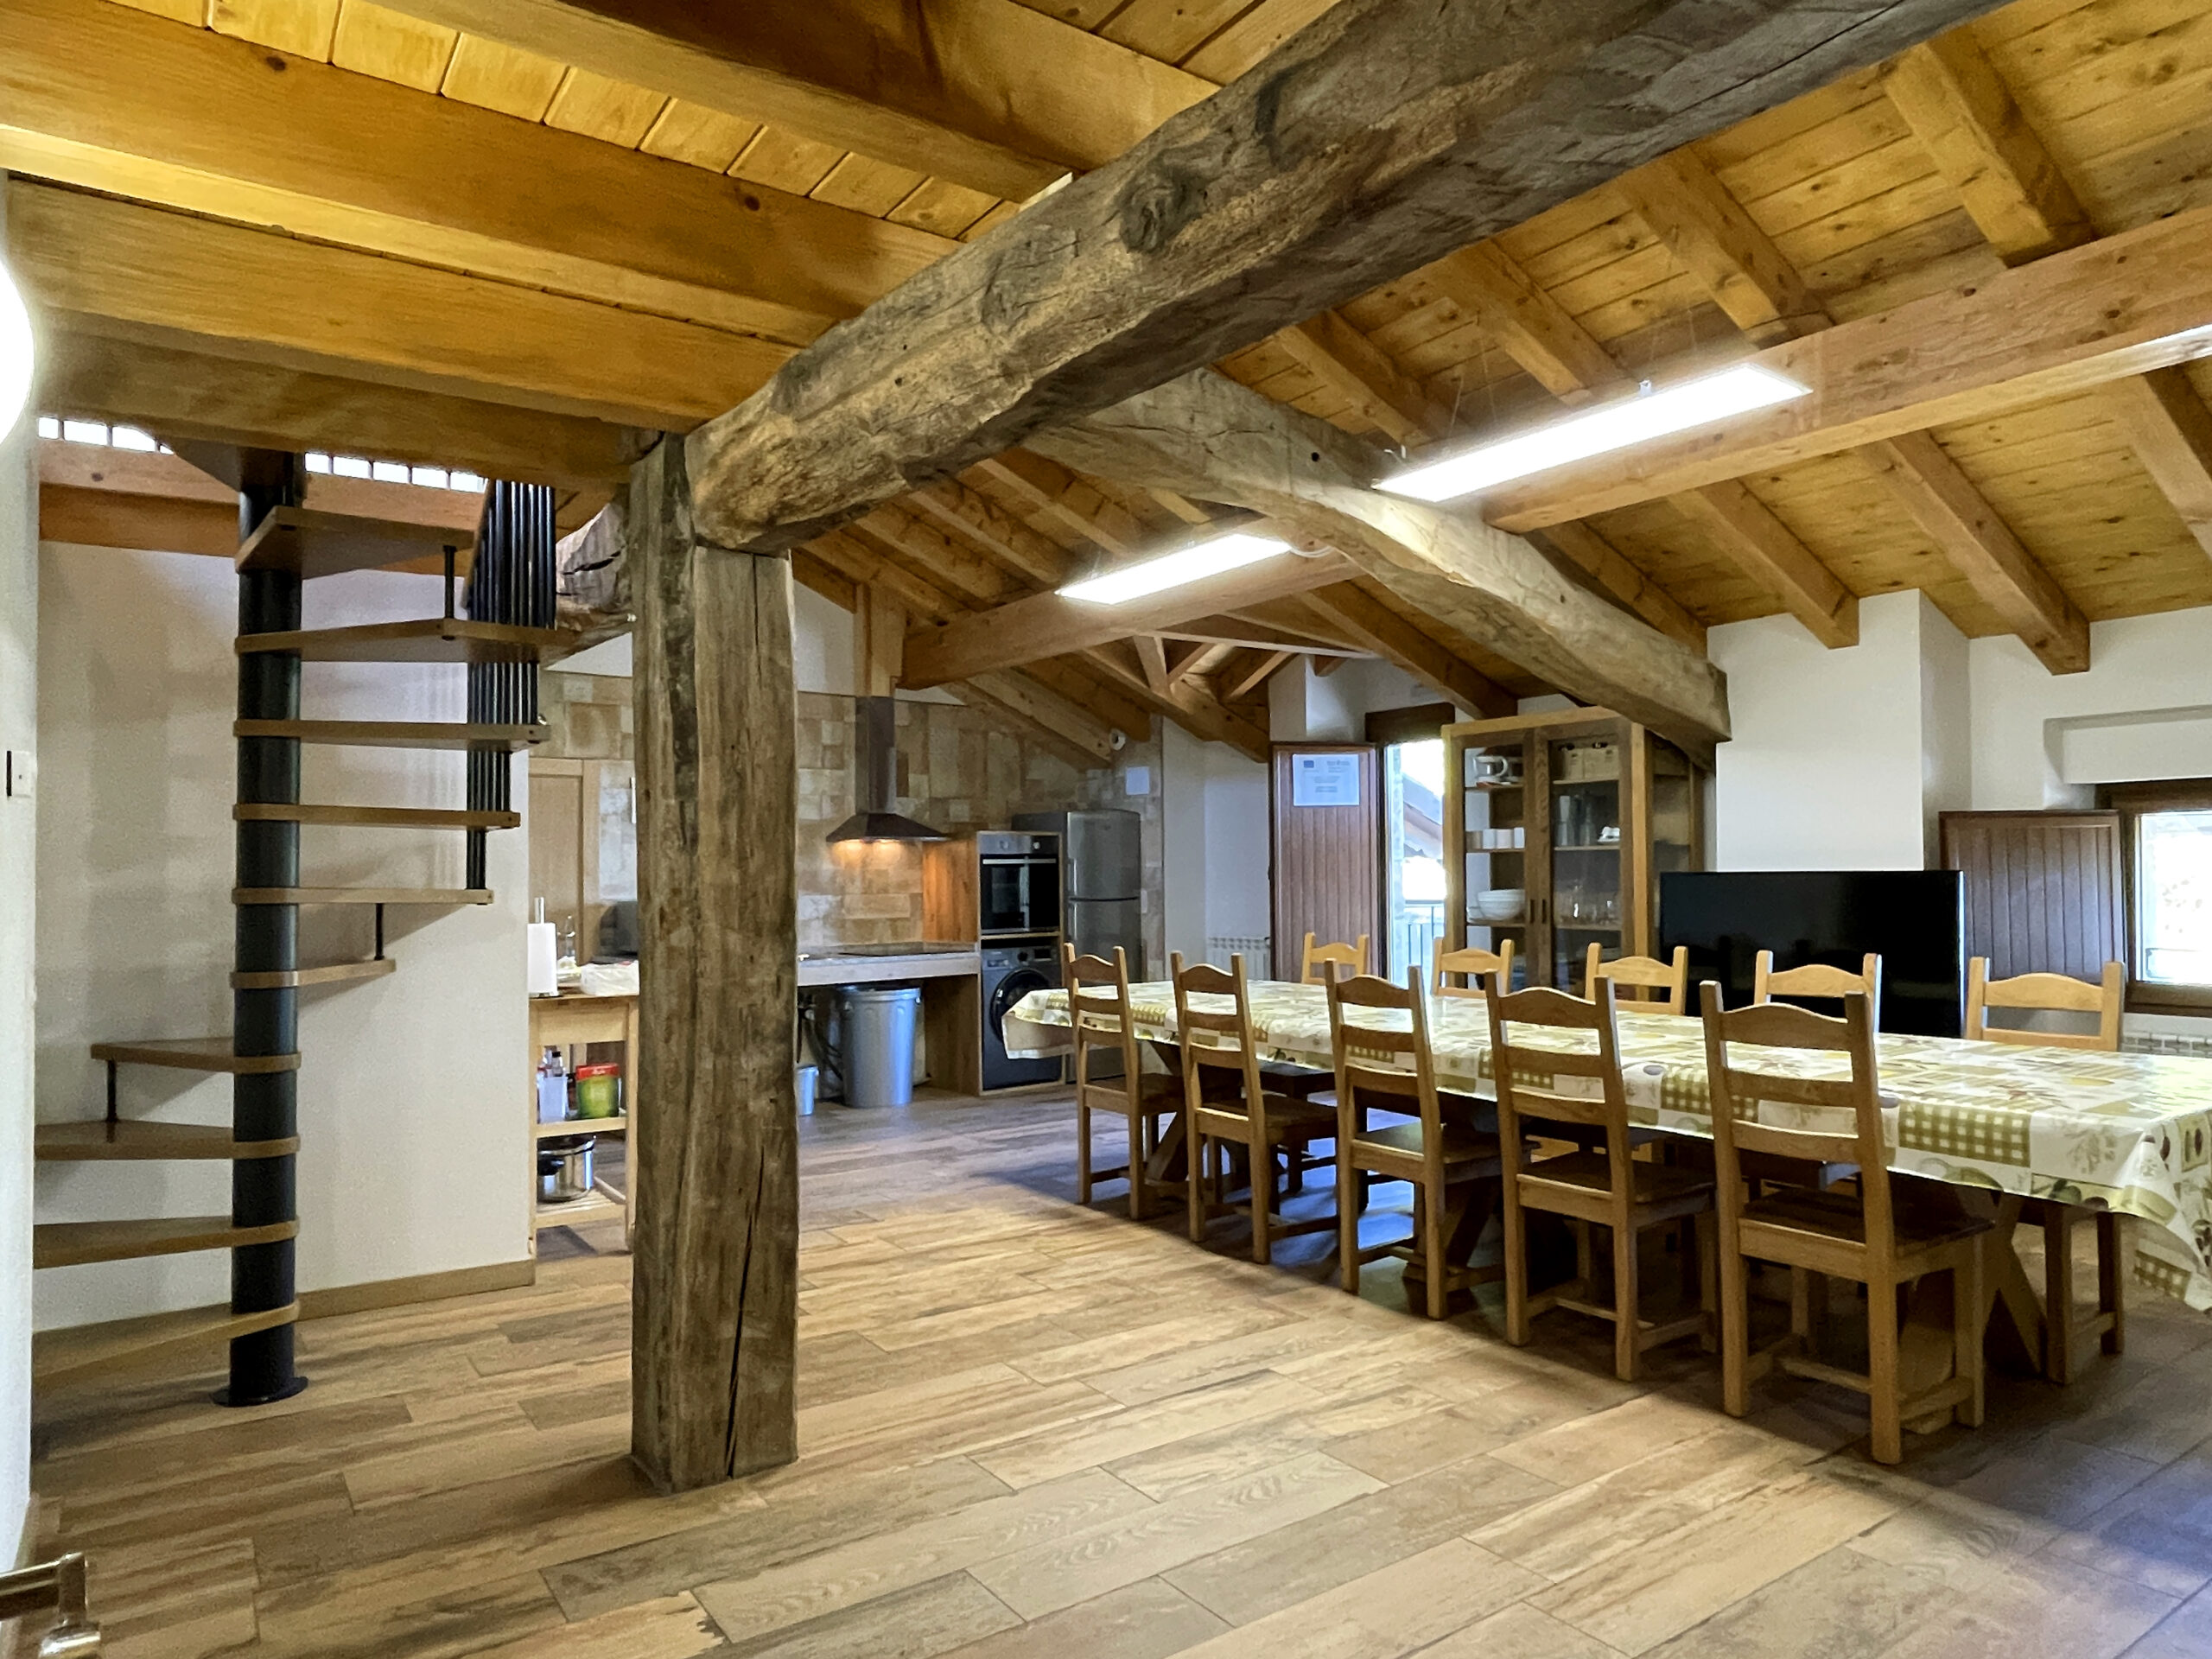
[575,1063,621,1119]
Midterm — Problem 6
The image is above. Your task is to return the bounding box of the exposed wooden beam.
[854,583,904,698]
[1274,309,1452,448]
[975,451,1149,559]
[1035,370,1728,756]
[11,182,788,429]
[906,479,1072,587]
[1615,143,2088,668]
[1224,651,1293,702]
[1024,658,1155,747]
[901,551,1351,687]
[372,0,1211,201]
[1424,244,1624,404]
[1672,482,1858,650]
[1152,615,1366,654]
[1163,640,1211,686]
[1534,522,1707,652]
[852,505,1020,605]
[630,436,798,1492]
[36,329,650,488]
[1300,585,1517,718]
[2107,368,2212,563]
[1081,644,1271,763]
[683,0,2005,550]
[1135,635,1173,695]
[1149,489,1216,526]
[0,0,955,352]
[1882,29,2093,265]
[959,671,1117,765]
[1478,202,2212,533]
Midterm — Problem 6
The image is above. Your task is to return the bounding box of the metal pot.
[537,1134,596,1204]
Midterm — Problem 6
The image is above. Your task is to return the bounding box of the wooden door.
[1271,744,1381,982]
[1940,810,2126,982]
[530,760,586,953]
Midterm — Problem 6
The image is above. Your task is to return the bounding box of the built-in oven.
[976,830,1060,938]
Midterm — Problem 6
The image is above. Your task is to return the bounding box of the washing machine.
[982,934,1064,1090]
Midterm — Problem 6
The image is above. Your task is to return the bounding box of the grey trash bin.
[837,984,920,1108]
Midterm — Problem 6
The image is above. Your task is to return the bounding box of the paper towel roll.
[526,922,559,997]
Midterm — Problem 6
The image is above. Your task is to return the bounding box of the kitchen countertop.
[797,946,983,987]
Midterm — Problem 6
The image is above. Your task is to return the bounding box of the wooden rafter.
[1671,483,1857,650]
[368,0,1211,200]
[2106,370,2212,563]
[1224,651,1293,702]
[1298,586,1516,718]
[1080,643,1271,762]
[1423,244,1624,404]
[682,0,2007,550]
[1535,522,1707,653]
[975,451,1150,559]
[1274,309,1453,449]
[906,480,1072,587]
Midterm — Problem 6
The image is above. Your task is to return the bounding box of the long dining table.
[1003,978,2212,1365]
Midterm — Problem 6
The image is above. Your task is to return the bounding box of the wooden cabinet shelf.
[1446,709,1705,995]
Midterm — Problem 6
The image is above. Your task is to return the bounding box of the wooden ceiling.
[16,0,2212,762]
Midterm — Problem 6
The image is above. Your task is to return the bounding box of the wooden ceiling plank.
[958,671,1118,766]
[366,0,1211,200]
[1535,521,1707,652]
[1671,480,1858,648]
[1023,658,1155,746]
[905,480,1072,587]
[683,0,2003,551]
[1273,309,1453,448]
[1612,148,1827,343]
[0,0,957,347]
[976,451,1150,559]
[1422,242,1630,404]
[1300,583,1517,717]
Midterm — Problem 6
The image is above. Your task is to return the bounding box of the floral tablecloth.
[1005,980,2212,1310]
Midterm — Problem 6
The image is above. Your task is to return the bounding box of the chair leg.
[1077,1099,1092,1205]
[1126,1109,1148,1221]
[1719,1242,1751,1418]
[2044,1204,2075,1384]
[1696,1211,1719,1355]
[1867,1276,1903,1466]
[1252,1135,1274,1265]
[1503,1185,1531,1348]
[1612,1219,1641,1382]
[2098,1210,2126,1357]
[1338,1149,1360,1296]
[1955,1242,1986,1430]
[1423,1178,1447,1322]
[1187,1134,1206,1244]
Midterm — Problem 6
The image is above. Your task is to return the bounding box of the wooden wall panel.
[1941,809,2126,982]
[1269,743,1380,982]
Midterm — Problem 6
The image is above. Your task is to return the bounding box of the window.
[2105,781,2212,1010]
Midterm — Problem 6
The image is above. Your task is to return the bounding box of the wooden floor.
[30,1090,2212,1659]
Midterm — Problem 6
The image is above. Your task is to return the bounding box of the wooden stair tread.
[236,505,474,581]
[35,1121,298,1161]
[233,803,521,830]
[34,1301,299,1386]
[235,619,575,664]
[88,1039,298,1074]
[34,1216,299,1268]
[232,958,397,989]
[233,887,493,906]
[235,720,547,752]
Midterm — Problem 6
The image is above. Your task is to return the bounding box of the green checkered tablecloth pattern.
[1002,980,2212,1311]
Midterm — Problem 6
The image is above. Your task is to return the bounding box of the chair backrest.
[1433,937,1515,1000]
[1064,942,1141,1088]
[1300,932,1370,984]
[1586,944,1690,1015]
[1966,957,2123,1052]
[1326,970,1442,1164]
[1753,950,1883,1016]
[1485,977,1634,1186]
[1171,951,1268,1114]
[1699,982,1894,1243]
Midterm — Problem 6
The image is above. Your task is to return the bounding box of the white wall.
[34,543,531,1329]
[1,200,35,1558]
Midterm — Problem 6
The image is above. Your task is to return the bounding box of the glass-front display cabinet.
[1443,709,1704,994]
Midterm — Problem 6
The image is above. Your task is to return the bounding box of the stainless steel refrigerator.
[1011,809,1144,976]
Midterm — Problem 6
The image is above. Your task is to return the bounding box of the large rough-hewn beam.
[631,438,798,1492]
[1032,370,1730,757]
[684,0,2009,552]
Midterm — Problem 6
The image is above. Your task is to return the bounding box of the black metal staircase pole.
[224,449,307,1408]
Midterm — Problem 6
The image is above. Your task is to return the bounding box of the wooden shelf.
[236,720,547,752]
[232,958,397,990]
[35,1121,298,1162]
[234,887,493,906]
[533,1115,627,1140]
[35,1216,299,1269]
[1555,844,1624,853]
[236,505,473,581]
[88,1039,298,1075]
[236,619,576,664]
[234,803,522,830]
[531,1191,624,1231]
[34,1300,299,1387]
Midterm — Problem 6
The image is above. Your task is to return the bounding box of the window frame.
[2101,779,2212,1014]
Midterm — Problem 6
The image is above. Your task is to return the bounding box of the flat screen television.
[1658,870,1966,1037]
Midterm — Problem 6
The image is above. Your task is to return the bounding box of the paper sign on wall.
[1291,752,1362,807]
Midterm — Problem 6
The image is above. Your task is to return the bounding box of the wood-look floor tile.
[1491,1389,1726,1489]
[1876,1556,2175,1659]
[978,1372,1324,1490]
[468,1592,727,1658]
[721,1571,1020,1659]
[1415,1601,1624,1657]
[936,1578,1230,1659]
[249,1568,567,1659]
[1171,1538,1541,1656]
[2044,1442,2212,1598]
[2123,1582,2212,1658]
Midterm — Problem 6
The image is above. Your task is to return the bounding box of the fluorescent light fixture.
[1383,363,1810,505]
[0,253,29,443]
[1058,530,1291,605]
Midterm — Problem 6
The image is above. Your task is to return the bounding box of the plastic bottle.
[537,1046,570,1123]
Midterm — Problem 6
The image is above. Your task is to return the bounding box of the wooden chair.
[1065,944,1184,1222]
[1586,944,1690,1015]
[1966,957,2127,1382]
[1173,953,1339,1264]
[1300,933,1370,984]
[1754,950,1882,1013]
[1489,978,1717,1380]
[1327,971,1506,1319]
[1433,938,1515,1000]
[1700,983,1989,1464]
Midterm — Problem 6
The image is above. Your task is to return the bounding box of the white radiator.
[1205,935,1272,968]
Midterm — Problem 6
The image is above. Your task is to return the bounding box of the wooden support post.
[630,436,799,1491]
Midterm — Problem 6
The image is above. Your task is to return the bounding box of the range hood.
[825,696,945,844]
